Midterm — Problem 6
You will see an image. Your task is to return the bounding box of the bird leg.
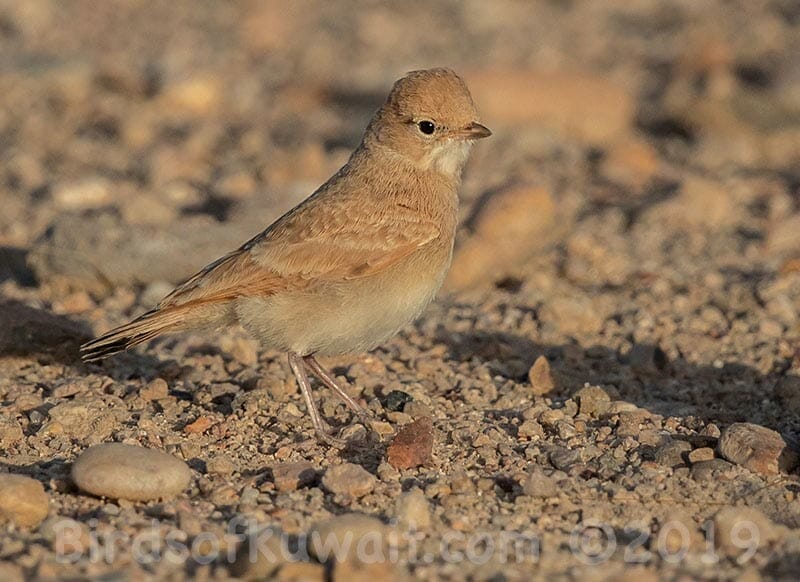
[287,352,344,446]
[302,354,370,422]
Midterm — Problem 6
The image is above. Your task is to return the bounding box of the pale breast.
[234,242,452,356]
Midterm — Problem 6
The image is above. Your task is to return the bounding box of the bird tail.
[80,303,205,362]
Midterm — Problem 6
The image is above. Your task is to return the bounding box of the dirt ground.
[1,0,800,580]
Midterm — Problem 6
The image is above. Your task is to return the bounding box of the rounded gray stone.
[71,443,192,501]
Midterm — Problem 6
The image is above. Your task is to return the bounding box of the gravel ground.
[1,1,800,580]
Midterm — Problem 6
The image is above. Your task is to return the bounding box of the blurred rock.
[230,525,289,580]
[160,75,222,115]
[647,175,739,230]
[271,461,317,492]
[394,488,431,530]
[322,463,375,498]
[307,513,386,563]
[28,196,286,290]
[0,417,24,447]
[446,185,561,291]
[52,177,112,210]
[0,474,49,528]
[468,70,634,144]
[600,138,660,189]
[575,385,611,417]
[717,422,799,475]
[653,440,692,468]
[522,467,558,498]
[713,507,780,557]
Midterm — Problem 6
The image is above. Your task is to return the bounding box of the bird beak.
[461,122,492,140]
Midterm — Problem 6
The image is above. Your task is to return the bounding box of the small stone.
[307,513,385,563]
[690,459,735,482]
[71,443,192,501]
[653,440,692,468]
[528,355,555,395]
[395,488,431,530]
[575,385,611,417]
[718,422,799,475]
[384,390,413,412]
[184,416,214,434]
[0,417,24,447]
[322,463,376,498]
[714,507,780,556]
[206,454,236,478]
[271,461,316,492]
[140,378,169,401]
[0,474,49,527]
[549,447,580,471]
[616,411,647,437]
[387,416,434,469]
[522,467,559,498]
[517,419,545,439]
[688,447,715,463]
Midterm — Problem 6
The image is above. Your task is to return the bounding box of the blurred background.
[1,2,800,579]
[1,0,798,300]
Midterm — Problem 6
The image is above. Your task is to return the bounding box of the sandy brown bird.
[81,68,491,443]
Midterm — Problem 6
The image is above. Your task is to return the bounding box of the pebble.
[71,443,192,501]
[574,385,611,417]
[522,467,559,498]
[307,513,385,563]
[0,417,24,447]
[140,378,169,401]
[528,355,555,395]
[713,507,779,556]
[653,440,692,468]
[206,454,236,478]
[271,461,317,492]
[717,422,799,475]
[518,419,545,439]
[0,474,50,527]
[322,463,376,498]
[394,488,431,530]
[688,447,715,463]
[384,390,413,412]
[387,416,434,470]
[690,459,735,483]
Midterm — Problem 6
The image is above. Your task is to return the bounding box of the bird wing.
[156,194,440,309]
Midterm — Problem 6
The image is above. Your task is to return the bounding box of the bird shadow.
[0,299,91,366]
[435,326,799,438]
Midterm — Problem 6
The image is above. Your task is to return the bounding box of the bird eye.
[417,120,435,135]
